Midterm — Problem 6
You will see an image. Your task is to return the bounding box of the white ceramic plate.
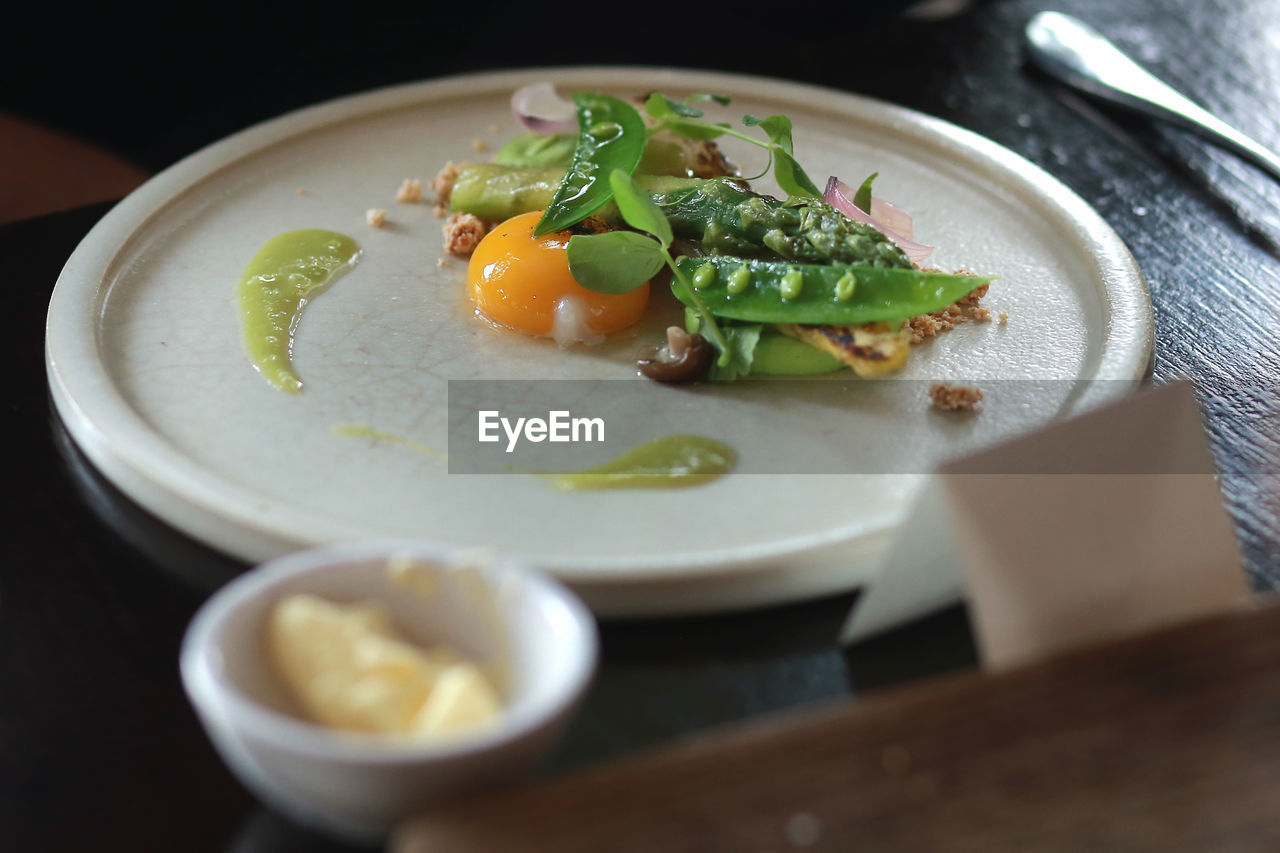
[46,68,1151,617]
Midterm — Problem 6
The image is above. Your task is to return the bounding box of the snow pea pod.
[533,93,647,236]
[672,256,992,325]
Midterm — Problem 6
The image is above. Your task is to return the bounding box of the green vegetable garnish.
[644,94,822,198]
[684,313,845,377]
[853,172,877,214]
[452,166,912,267]
[749,333,845,375]
[534,93,647,236]
[780,268,804,300]
[561,231,665,295]
[692,263,717,289]
[671,256,993,325]
[684,314,763,380]
[495,133,578,169]
[566,170,732,366]
[496,132,700,177]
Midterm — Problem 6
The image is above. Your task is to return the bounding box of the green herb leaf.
[772,148,822,198]
[661,116,731,141]
[566,231,665,294]
[708,324,763,381]
[644,93,674,120]
[646,93,704,118]
[609,169,674,248]
[686,311,762,376]
[853,172,878,213]
[688,92,732,106]
[535,93,647,236]
[743,114,795,155]
[742,113,819,197]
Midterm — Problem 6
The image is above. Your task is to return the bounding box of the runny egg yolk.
[467,211,650,343]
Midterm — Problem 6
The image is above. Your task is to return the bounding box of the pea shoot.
[566,170,733,367]
[643,93,823,199]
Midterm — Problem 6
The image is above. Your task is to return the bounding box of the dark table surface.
[6,1,1280,850]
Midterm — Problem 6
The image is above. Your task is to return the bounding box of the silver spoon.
[1025,10,1280,180]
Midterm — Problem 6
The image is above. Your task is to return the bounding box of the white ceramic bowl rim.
[180,541,598,764]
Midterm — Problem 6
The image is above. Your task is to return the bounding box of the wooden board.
[396,601,1280,851]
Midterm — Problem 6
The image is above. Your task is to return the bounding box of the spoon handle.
[1025,11,1280,180]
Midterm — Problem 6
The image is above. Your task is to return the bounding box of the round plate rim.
[44,65,1153,610]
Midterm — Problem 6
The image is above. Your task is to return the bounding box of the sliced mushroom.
[636,326,715,382]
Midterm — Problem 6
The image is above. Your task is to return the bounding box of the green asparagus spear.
[450,165,695,224]
[657,179,911,268]
[450,164,913,269]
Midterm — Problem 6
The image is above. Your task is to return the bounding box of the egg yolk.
[467,211,650,339]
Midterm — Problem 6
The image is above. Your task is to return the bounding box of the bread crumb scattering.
[471,138,489,153]
[430,162,464,218]
[442,213,492,256]
[297,187,307,195]
[395,178,424,204]
[998,311,1009,325]
[366,208,387,228]
[907,283,991,344]
[436,257,447,268]
[929,382,984,412]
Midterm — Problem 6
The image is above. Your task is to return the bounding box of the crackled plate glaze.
[46,68,1151,616]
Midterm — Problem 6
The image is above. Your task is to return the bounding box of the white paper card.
[840,381,1249,669]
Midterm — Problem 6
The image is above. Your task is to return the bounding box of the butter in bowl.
[179,542,598,840]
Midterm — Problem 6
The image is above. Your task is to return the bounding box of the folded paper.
[841,380,1248,669]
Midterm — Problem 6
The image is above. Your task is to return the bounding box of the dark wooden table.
[5,1,1280,850]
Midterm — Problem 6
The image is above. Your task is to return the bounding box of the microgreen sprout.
[566,169,732,366]
[643,94,822,199]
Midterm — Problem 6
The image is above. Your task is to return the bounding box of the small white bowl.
[180,541,598,839]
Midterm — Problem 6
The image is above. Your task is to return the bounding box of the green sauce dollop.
[238,229,361,393]
[551,435,735,490]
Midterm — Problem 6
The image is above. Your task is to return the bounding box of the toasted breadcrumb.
[396,178,423,204]
[443,213,491,255]
[297,187,307,196]
[929,382,984,412]
[999,311,1008,325]
[472,138,489,152]
[430,161,464,217]
[907,283,991,344]
[437,257,447,267]
[366,208,387,228]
